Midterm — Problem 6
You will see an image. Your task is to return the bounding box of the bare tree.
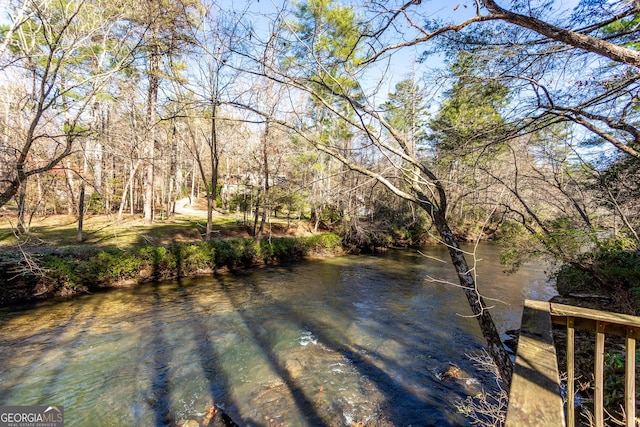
[0,0,138,211]
[224,1,515,386]
[175,2,249,238]
[126,0,197,223]
[365,1,640,161]
[0,0,32,64]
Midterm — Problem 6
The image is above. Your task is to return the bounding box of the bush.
[210,238,258,269]
[555,238,640,312]
[8,233,344,297]
[593,246,640,310]
[177,242,215,275]
[303,233,342,252]
[86,192,106,214]
[260,237,303,262]
[256,233,342,263]
[86,250,143,283]
[210,239,233,269]
[42,255,80,288]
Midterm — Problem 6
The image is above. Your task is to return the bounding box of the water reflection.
[0,245,554,426]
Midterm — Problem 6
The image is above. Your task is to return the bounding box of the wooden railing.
[506,299,639,427]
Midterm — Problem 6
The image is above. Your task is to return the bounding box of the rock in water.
[200,399,240,427]
[443,365,463,380]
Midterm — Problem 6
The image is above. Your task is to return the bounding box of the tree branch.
[481,0,640,67]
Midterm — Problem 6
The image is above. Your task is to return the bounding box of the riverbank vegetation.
[0,212,343,305]
[1,0,639,415]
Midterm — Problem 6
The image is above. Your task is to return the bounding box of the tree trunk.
[144,24,160,224]
[77,181,85,242]
[16,179,27,234]
[206,100,220,239]
[251,187,259,237]
[431,209,513,389]
[258,123,270,239]
[117,160,140,221]
[481,0,640,67]
[190,158,196,205]
[143,136,155,223]
[130,171,136,216]
[78,141,90,242]
[64,160,77,216]
[170,131,182,218]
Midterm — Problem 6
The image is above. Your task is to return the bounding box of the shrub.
[304,233,342,252]
[210,239,233,268]
[42,255,80,288]
[232,238,258,267]
[7,233,344,298]
[257,233,342,263]
[210,238,257,269]
[88,250,143,282]
[260,237,304,262]
[555,237,640,313]
[136,246,178,279]
[258,239,275,261]
[177,242,215,275]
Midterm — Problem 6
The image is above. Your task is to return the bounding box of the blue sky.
[218,0,583,97]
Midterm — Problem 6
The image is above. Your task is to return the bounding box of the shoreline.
[0,233,345,308]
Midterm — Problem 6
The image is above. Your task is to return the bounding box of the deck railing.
[506,299,639,427]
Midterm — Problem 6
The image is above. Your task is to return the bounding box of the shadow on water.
[40,299,103,403]
[227,258,485,426]
[172,279,249,426]
[217,278,330,426]
[0,300,94,405]
[147,284,174,426]
[293,311,471,426]
[241,283,457,426]
[118,246,244,426]
[141,272,326,426]
[0,247,537,426]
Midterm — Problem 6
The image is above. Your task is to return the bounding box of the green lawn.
[0,213,249,250]
[0,209,311,251]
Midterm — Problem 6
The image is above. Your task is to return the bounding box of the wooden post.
[594,321,605,427]
[625,327,636,427]
[567,317,575,427]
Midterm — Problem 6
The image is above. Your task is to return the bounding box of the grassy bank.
[0,233,343,306]
[0,211,344,306]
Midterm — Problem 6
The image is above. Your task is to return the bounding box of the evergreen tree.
[382,77,429,157]
[430,52,509,157]
[282,0,365,227]
[429,52,509,220]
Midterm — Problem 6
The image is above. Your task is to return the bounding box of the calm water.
[0,244,556,426]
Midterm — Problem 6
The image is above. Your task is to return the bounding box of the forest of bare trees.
[1,0,639,388]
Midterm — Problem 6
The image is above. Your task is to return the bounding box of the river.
[0,244,556,426]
